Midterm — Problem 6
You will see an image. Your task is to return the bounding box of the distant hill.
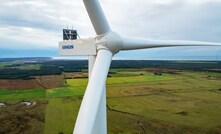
[0,57,52,62]
[0,57,221,80]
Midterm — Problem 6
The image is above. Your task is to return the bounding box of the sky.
[0,0,221,60]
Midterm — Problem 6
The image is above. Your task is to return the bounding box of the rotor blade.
[73,49,113,134]
[121,37,221,50]
[83,0,111,35]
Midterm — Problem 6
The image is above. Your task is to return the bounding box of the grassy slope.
[106,71,221,133]
[1,70,221,134]
[0,89,46,101]
[44,97,81,134]
[44,79,87,134]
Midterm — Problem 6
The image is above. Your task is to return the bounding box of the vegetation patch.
[35,75,66,89]
[121,87,171,96]
[63,72,87,79]
[0,100,48,134]
[0,79,42,90]
[0,89,46,101]
[175,111,189,116]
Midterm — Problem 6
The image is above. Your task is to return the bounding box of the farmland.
[0,59,221,134]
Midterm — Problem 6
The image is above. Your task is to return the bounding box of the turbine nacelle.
[59,31,122,56]
[59,37,96,56]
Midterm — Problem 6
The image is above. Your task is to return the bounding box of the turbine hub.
[95,31,123,54]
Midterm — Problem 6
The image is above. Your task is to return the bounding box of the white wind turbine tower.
[58,0,221,134]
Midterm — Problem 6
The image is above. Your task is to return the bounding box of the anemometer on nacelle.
[59,29,97,56]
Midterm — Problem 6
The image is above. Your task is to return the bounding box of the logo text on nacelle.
[62,45,74,49]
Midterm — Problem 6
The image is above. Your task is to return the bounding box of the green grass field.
[1,70,221,134]
[0,62,12,68]
[17,64,42,70]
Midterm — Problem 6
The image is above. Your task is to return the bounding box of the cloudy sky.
[0,0,221,60]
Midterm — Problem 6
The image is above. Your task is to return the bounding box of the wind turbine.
[59,0,221,134]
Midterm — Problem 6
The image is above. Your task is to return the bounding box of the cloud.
[0,25,60,49]
[0,0,94,51]
[104,0,221,40]
[0,0,221,59]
